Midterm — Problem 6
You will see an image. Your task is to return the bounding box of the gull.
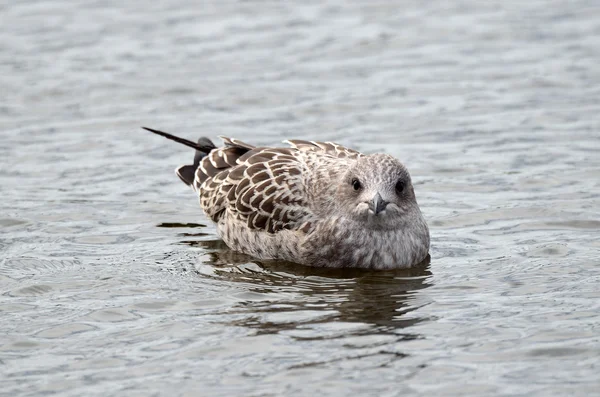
[143,127,430,269]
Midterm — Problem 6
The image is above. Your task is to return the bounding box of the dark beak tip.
[370,193,389,215]
[375,204,388,215]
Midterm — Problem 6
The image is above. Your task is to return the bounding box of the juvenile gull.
[144,127,430,269]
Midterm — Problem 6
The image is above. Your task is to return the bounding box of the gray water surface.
[1,1,600,396]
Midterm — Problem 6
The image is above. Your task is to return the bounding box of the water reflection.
[175,227,433,335]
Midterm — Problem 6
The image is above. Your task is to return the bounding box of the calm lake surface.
[1,1,599,396]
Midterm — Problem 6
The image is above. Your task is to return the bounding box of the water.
[1,1,599,396]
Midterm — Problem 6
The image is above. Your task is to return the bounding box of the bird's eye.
[352,179,362,191]
[395,180,405,194]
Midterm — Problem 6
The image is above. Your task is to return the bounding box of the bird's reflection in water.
[178,232,433,337]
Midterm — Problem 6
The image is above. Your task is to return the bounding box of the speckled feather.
[192,138,359,235]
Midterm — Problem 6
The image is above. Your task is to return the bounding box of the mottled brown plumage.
[144,127,430,269]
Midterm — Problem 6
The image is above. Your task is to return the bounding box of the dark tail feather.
[176,137,216,185]
[142,127,216,153]
[142,127,216,186]
[176,164,197,186]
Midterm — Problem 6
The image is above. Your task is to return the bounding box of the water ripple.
[1,0,599,396]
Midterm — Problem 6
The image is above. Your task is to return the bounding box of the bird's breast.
[302,218,429,269]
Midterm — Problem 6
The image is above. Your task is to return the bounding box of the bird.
[143,127,430,269]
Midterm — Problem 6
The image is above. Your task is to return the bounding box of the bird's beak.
[369,192,389,215]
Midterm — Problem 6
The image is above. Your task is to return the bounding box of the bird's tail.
[142,127,216,186]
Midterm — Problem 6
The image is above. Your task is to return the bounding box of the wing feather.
[199,147,312,233]
[285,139,362,159]
[195,137,364,235]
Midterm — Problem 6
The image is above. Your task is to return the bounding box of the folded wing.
[190,137,363,235]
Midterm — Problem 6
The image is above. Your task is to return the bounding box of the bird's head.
[335,153,426,231]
